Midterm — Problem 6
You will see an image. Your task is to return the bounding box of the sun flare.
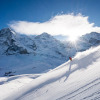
[68,36,79,42]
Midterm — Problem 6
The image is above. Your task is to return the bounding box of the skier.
[69,57,72,61]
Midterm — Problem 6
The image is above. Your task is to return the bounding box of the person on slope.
[69,57,72,61]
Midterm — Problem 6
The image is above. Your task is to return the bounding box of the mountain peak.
[41,32,50,36]
[0,27,16,36]
[35,32,54,39]
[39,32,52,38]
[0,27,11,32]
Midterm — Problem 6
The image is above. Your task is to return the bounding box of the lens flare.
[68,36,79,42]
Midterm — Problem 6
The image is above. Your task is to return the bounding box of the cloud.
[9,13,100,37]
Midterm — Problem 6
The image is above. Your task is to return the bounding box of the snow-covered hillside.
[0,28,67,58]
[76,32,100,51]
[0,54,65,77]
[0,45,100,100]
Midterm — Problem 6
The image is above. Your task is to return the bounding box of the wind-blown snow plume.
[9,13,100,37]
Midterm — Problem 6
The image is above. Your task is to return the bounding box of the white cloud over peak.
[9,13,100,37]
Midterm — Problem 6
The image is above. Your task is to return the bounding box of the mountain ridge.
[0,27,100,59]
[0,28,68,59]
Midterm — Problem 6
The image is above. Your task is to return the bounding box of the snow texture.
[0,46,100,100]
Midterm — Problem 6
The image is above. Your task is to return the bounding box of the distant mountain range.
[0,28,100,59]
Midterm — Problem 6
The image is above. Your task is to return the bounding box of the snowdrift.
[0,46,100,100]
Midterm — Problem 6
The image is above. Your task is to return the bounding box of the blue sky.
[0,0,100,37]
[0,0,100,27]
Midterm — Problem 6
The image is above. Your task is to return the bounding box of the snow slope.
[0,45,100,100]
[0,54,65,76]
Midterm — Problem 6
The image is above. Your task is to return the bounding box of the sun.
[68,35,79,42]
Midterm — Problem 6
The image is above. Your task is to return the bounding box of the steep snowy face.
[0,29,67,58]
[0,28,16,54]
[34,32,57,49]
[0,28,29,55]
[16,34,37,54]
[0,28,16,36]
[34,32,67,58]
[76,32,100,51]
[82,32,100,45]
[0,28,16,44]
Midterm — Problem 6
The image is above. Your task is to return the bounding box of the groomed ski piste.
[0,46,100,100]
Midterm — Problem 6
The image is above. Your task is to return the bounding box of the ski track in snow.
[57,78,100,100]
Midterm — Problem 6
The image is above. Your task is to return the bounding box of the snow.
[0,46,100,100]
[0,28,100,100]
[0,54,65,76]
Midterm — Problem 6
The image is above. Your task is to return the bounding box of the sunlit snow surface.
[0,46,100,100]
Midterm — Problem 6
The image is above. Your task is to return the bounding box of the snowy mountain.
[0,28,67,58]
[1,28,100,57]
[0,45,100,100]
[0,28,100,77]
[0,28,29,55]
[76,32,100,51]
[34,32,67,58]
[63,32,100,56]
[0,28,68,77]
